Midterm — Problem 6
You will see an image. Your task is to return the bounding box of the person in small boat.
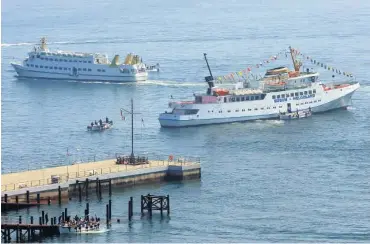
[309,107,311,112]
[91,122,94,127]
[95,120,98,125]
[106,117,109,123]
[99,119,102,126]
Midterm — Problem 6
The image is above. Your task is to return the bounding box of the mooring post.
[42,210,45,225]
[86,202,89,217]
[96,177,99,195]
[53,217,56,225]
[128,200,131,221]
[160,197,163,216]
[98,180,102,199]
[26,190,30,204]
[108,200,112,220]
[106,204,109,224]
[130,197,133,219]
[78,183,82,202]
[85,178,89,199]
[58,186,62,205]
[140,195,143,215]
[39,216,42,225]
[109,179,112,196]
[16,224,19,242]
[62,211,65,223]
[30,216,34,224]
[36,193,40,204]
[167,195,170,215]
[148,195,152,218]
[65,208,68,221]
[51,217,53,226]
[19,215,22,224]
[28,225,31,242]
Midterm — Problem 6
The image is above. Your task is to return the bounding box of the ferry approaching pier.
[158,48,360,127]
[11,38,148,82]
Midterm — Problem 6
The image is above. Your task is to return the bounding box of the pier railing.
[1,155,200,192]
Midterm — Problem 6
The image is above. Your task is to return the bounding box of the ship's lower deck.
[11,64,148,82]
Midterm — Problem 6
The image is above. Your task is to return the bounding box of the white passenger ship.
[158,49,360,127]
[11,38,148,82]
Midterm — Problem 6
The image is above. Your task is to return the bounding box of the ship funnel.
[124,53,133,65]
[110,55,120,67]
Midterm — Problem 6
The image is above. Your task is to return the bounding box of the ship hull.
[11,64,147,82]
[159,83,359,128]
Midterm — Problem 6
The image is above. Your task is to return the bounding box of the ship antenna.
[203,53,214,95]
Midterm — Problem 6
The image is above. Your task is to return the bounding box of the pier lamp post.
[120,98,141,164]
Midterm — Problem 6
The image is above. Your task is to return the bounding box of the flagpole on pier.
[121,98,141,163]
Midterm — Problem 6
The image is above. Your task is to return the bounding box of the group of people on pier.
[60,214,100,232]
[116,155,149,165]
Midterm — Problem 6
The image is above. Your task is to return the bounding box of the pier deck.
[1,156,201,200]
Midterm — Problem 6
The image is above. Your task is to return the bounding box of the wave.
[78,79,205,87]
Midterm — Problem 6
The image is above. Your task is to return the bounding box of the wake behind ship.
[11,37,148,82]
[158,48,360,127]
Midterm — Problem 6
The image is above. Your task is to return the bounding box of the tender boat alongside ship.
[158,48,360,127]
[11,37,150,82]
[279,109,312,120]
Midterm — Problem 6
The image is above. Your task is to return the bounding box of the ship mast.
[289,46,301,72]
[203,53,214,95]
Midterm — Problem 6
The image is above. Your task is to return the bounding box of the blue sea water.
[1,0,370,242]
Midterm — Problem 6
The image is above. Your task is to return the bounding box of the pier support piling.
[108,200,112,221]
[26,191,30,204]
[42,211,45,225]
[36,193,40,204]
[109,179,112,196]
[58,186,62,205]
[30,216,33,224]
[15,196,19,210]
[85,178,89,199]
[78,183,82,202]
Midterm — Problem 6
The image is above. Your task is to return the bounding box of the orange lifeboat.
[288,71,300,78]
[213,88,229,96]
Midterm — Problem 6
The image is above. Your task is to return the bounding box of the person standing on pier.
[45,213,49,224]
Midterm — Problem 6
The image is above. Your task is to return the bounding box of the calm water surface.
[2,0,370,242]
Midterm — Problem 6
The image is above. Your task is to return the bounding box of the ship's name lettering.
[274,94,315,103]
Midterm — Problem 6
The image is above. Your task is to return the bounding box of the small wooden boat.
[87,121,113,131]
[279,110,312,120]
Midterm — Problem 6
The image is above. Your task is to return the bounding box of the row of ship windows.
[34,55,92,63]
[26,64,107,72]
[227,95,265,103]
[272,89,316,99]
[207,100,322,113]
[208,105,283,113]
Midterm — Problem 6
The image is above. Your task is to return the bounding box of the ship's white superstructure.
[11,38,148,82]
[158,50,360,127]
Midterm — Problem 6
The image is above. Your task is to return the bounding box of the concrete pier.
[1,156,201,204]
